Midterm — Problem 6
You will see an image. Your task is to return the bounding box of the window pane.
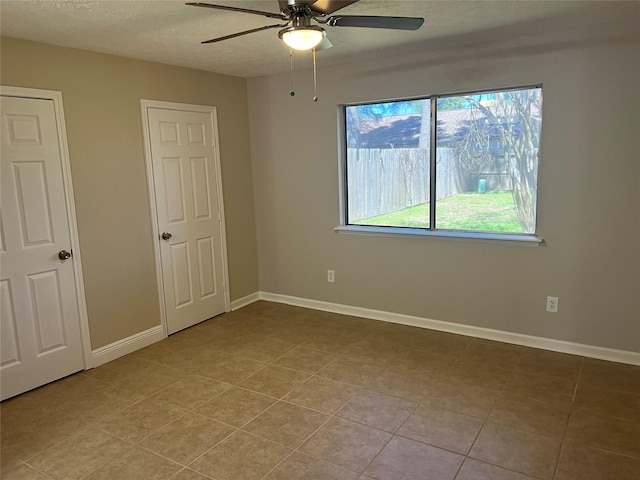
[435,88,541,234]
[346,100,431,228]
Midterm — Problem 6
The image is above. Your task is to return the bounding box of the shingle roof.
[349,107,539,149]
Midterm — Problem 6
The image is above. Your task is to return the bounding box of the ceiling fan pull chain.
[313,47,318,102]
[289,48,296,96]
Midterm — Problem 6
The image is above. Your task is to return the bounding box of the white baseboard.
[88,292,639,368]
[91,325,166,368]
[89,292,262,369]
[258,291,640,366]
[230,292,261,311]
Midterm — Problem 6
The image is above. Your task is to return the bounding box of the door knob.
[161,232,172,241]
[58,250,72,260]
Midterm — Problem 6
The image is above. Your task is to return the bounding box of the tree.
[346,106,362,147]
[450,106,495,192]
[438,97,468,111]
[418,99,430,149]
[464,89,541,232]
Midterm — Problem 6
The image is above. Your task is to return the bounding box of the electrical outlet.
[546,296,559,313]
[327,270,335,283]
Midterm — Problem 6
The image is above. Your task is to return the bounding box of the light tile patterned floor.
[2,301,639,480]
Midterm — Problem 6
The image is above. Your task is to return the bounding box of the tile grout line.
[168,467,215,480]
[14,411,93,463]
[551,356,585,479]
[12,461,57,480]
[461,346,528,479]
[7,331,475,478]
[5,305,638,479]
[173,360,331,476]
[179,427,240,473]
[227,343,422,478]
[474,348,582,480]
[254,411,341,480]
[120,342,313,474]
[354,396,423,478]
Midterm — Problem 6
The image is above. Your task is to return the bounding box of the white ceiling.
[1,1,637,78]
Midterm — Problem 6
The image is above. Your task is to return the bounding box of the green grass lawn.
[354,190,524,233]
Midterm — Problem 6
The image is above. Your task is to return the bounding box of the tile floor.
[2,301,639,480]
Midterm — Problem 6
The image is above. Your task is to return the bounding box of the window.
[341,86,542,240]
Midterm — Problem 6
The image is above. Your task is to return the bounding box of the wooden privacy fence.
[347,147,465,221]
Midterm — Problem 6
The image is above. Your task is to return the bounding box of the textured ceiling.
[1,1,638,78]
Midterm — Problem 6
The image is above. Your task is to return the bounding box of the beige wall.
[247,29,640,352]
[1,37,259,349]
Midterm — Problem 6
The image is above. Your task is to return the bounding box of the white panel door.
[147,107,227,334]
[1,95,85,400]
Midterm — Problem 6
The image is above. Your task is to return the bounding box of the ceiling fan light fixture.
[279,25,325,51]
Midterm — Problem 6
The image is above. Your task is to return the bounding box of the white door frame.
[1,85,93,370]
[140,99,231,336]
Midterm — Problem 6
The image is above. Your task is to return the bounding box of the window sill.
[334,225,544,246]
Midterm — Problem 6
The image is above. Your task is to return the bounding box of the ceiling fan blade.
[201,24,287,44]
[326,15,424,30]
[310,0,359,15]
[316,36,333,51]
[186,2,287,20]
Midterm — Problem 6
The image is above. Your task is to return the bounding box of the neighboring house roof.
[349,107,539,149]
[352,114,422,149]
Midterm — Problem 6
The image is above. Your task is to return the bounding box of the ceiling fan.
[186,0,425,51]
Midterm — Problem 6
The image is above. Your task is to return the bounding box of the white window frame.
[336,85,544,246]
